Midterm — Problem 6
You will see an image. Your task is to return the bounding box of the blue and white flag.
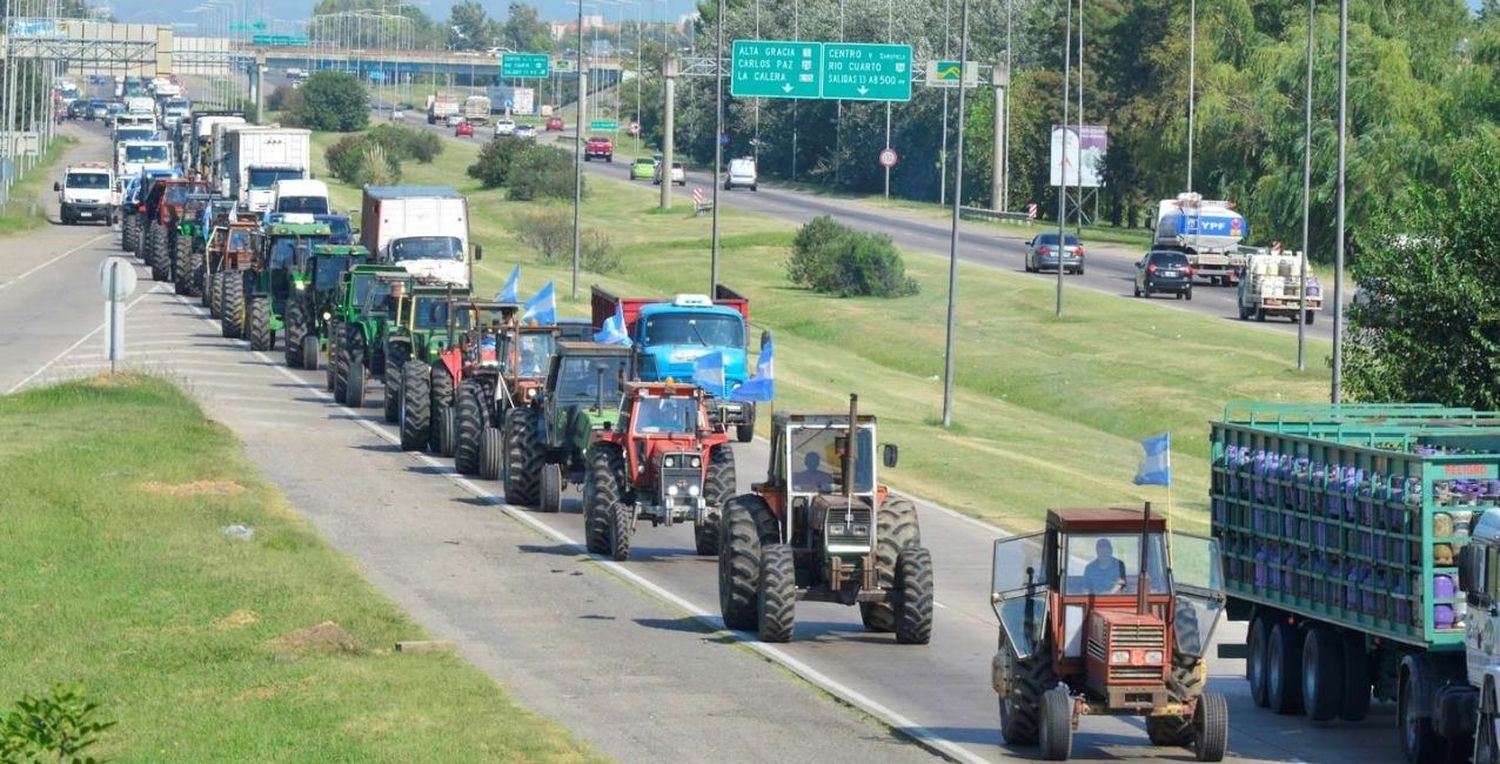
[692,350,726,398]
[593,302,632,346]
[496,265,521,302]
[729,337,774,402]
[1133,432,1172,487]
[521,281,556,325]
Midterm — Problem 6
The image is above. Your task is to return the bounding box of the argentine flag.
[594,303,632,347]
[1133,432,1172,487]
[692,350,727,398]
[729,337,774,402]
[496,264,521,302]
[521,281,556,325]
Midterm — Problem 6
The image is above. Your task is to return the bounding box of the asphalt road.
[8,118,1406,763]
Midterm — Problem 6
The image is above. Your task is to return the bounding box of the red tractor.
[135,177,209,282]
[989,504,1228,761]
[582,382,737,560]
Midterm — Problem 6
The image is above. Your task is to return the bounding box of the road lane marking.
[0,232,111,291]
[6,284,164,394]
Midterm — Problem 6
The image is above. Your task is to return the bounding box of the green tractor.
[325,264,407,396]
[504,342,632,512]
[332,270,413,407]
[283,243,370,370]
[168,192,220,298]
[238,222,333,352]
[381,282,472,426]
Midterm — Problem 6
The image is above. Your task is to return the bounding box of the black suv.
[1133,250,1193,300]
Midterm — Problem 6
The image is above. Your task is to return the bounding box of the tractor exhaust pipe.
[843,393,858,499]
[1138,502,1153,616]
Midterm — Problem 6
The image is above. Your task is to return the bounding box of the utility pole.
[1056,0,1071,318]
[710,0,724,295]
[882,0,892,198]
[572,4,586,300]
[1298,0,1314,371]
[1002,0,1012,211]
[660,54,676,210]
[940,0,970,428]
[1332,0,1347,403]
[990,62,1004,211]
[938,0,950,206]
[1187,0,1196,191]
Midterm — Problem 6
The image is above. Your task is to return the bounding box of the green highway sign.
[590,120,619,131]
[822,43,911,101]
[502,53,551,78]
[554,58,575,73]
[252,34,309,46]
[731,40,822,99]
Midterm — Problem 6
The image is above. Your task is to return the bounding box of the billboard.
[1049,124,1107,188]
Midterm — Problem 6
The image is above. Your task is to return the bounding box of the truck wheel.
[1038,687,1073,761]
[756,543,795,642]
[1247,614,1271,708]
[301,335,320,371]
[736,404,756,443]
[221,276,245,339]
[1267,621,1304,715]
[503,406,543,506]
[1305,310,1316,325]
[248,296,272,351]
[1238,303,1250,320]
[1193,693,1228,762]
[1256,307,1267,322]
[1477,685,1499,764]
[719,494,778,631]
[695,444,736,556]
[1302,625,1344,722]
[607,501,633,561]
[429,364,455,454]
[862,495,921,633]
[479,426,503,480]
[584,444,626,555]
[540,463,562,513]
[1399,662,1446,764]
[999,634,1057,746]
[1340,629,1371,722]
[454,381,484,475]
[400,361,431,451]
[894,546,933,645]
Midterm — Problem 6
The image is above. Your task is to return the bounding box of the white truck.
[116,140,173,180]
[462,95,492,125]
[359,185,482,287]
[1235,249,1323,323]
[269,179,330,216]
[1154,193,1249,285]
[54,163,116,225]
[426,93,460,124]
[224,126,311,211]
[160,98,191,130]
[194,114,246,178]
[125,96,156,116]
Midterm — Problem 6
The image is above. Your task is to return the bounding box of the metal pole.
[1297,0,1313,371]
[710,0,723,295]
[1187,0,1195,191]
[1075,0,1083,234]
[1332,0,1346,403]
[938,0,950,205]
[882,0,892,198]
[572,0,586,300]
[752,0,760,165]
[660,54,675,210]
[1002,0,1012,211]
[1056,0,1070,318]
[940,0,970,428]
[791,0,798,180]
[835,0,843,187]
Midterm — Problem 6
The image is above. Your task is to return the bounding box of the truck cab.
[117,140,172,179]
[54,163,116,225]
[270,179,330,215]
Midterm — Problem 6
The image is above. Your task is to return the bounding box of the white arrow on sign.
[857,85,868,95]
[782,83,793,93]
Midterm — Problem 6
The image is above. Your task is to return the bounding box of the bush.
[787,215,919,298]
[466,136,533,189]
[581,229,621,274]
[286,71,368,132]
[265,84,301,113]
[514,207,572,263]
[325,135,368,184]
[325,135,401,186]
[2,684,115,762]
[369,123,444,164]
[357,142,401,185]
[508,146,580,202]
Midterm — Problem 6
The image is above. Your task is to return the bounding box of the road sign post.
[98,257,137,374]
[879,147,898,168]
[730,40,911,102]
[502,53,550,79]
[822,43,911,101]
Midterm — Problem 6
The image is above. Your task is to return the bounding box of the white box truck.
[225,126,311,211]
[360,186,482,288]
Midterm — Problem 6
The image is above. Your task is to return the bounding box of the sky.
[122,0,697,29]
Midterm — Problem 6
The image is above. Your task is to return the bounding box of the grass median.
[0,374,599,763]
[0,135,76,236]
[312,131,1329,533]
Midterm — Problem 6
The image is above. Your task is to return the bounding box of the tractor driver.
[635,397,686,434]
[383,281,406,316]
[792,452,835,493]
[1083,538,1128,594]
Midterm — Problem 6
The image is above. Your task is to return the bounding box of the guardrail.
[959,206,1033,223]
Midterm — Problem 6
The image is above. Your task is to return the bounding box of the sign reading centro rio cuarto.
[730,39,911,102]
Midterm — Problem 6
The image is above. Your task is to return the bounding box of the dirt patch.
[268,621,362,655]
[138,480,247,498]
[212,609,260,631]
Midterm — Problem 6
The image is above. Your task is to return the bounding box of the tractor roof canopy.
[1047,507,1168,534]
[309,244,369,257]
[266,222,332,237]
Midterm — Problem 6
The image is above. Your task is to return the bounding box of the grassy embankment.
[0,375,599,762]
[0,135,77,236]
[312,131,1330,533]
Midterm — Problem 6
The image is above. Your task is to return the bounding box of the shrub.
[1,684,115,762]
[357,142,401,185]
[787,215,919,298]
[466,136,533,189]
[513,207,572,263]
[286,71,368,132]
[325,135,401,186]
[508,146,580,202]
[369,123,444,164]
[324,135,368,184]
[265,84,301,113]
[581,229,621,274]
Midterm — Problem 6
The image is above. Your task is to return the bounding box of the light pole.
[572,0,585,300]
[939,0,950,205]
[882,0,892,198]
[1298,0,1314,371]
[1056,0,1071,318]
[1187,0,1195,191]
[1332,0,1347,403]
[1001,0,1012,210]
[940,0,970,428]
[709,0,724,294]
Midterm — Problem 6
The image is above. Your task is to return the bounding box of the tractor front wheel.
[695,444,736,556]
[584,444,626,555]
[607,501,634,561]
[186,247,204,299]
[1192,693,1228,762]
[862,495,921,633]
[540,464,562,513]
[998,631,1058,746]
[719,494,779,631]
[503,406,543,506]
[247,295,273,351]
[221,276,245,339]
[342,339,366,408]
[208,271,222,318]
[400,361,431,451]
[148,224,170,281]
[756,543,795,642]
[301,335,320,371]
[1039,687,1073,761]
[479,426,503,480]
[171,235,192,295]
[284,300,307,368]
[454,381,484,475]
[894,546,933,645]
[429,364,454,454]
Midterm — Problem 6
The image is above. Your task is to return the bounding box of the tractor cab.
[989,505,1227,761]
[301,244,371,303]
[142,178,210,226]
[281,244,371,371]
[254,222,333,317]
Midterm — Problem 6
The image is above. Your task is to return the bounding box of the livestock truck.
[223,126,311,212]
[360,185,482,288]
[189,112,244,177]
[1155,193,1248,286]
[1212,402,1500,764]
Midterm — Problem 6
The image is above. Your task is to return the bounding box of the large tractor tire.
[540,464,563,513]
[382,343,409,424]
[861,495,922,633]
[342,336,366,408]
[247,295,273,351]
[171,235,192,295]
[121,215,139,252]
[695,444,736,556]
[454,381,485,475]
[718,494,780,631]
[400,360,431,451]
[757,543,796,642]
[894,547,934,644]
[148,224,170,282]
[208,271,222,318]
[998,631,1059,746]
[479,426,503,480]
[429,364,455,454]
[301,335,320,371]
[326,321,342,394]
[1039,687,1074,761]
[583,443,626,555]
[503,406,544,507]
[283,300,307,368]
[221,275,246,339]
[607,499,634,562]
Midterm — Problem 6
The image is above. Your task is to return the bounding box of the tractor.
[237,222,333,352]
[332,270,412,407]
[504,342,633,512]
[988,504,1228,762]
[442,304,562,475]
[208,220,260,333]
[282,243,370,370]
[397,299,511,455]
[582,381,737,560]
[121,169,179,254]
[380,281,473,427]
[195,200,239,308]
[168,192,225,297]
[717,394,931,645]
[136,178,210,283]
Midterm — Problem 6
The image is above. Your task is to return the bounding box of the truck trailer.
[360,185,480,288]
[223,126,311,211]
[1155,193,1249,286]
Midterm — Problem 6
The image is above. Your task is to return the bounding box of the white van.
[725,157,757,191]
[55,163,116,225]
[270,179,330,216]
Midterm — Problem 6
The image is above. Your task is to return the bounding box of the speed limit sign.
[878,147,899,168]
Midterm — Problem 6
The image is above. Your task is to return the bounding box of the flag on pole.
[1133,432,1172,487]
[521,281,556,325]
[496,264,521,302]
[692,350,727,398]
[593,302,632,346]
[729,338,774,402]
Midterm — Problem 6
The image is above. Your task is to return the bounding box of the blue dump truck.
[591,285,758,443]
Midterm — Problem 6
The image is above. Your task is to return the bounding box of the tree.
[501,2,552,54]
[288,71,369,132]
[448,0,495,50]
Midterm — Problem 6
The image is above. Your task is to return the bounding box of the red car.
[455,121,475,137]
[584,135,614,162]
[546,116,564,131]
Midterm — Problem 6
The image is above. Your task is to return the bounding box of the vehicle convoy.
[583,382,737,560]
[426,93,460,124]
[1210,402,1500,764]
[54,163,115,225]
[379,282,472,427]
[403,300,516,456]
[360,186,482,288]
[441,305,561,475]
[1154,193,1249,286]
[223,127,312,211]
[207,220,260,330]
[591,286,759,443]
[239,222,334,353]
[1235,249,1322,323]
[717,394,931,644]
[282,243,371,370]
[136,178,210,283]
[990,505,1227,761]
[585,136,614,162]
[504,342,632,513]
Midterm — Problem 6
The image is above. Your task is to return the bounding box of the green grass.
[0,136,76,236]
[312,131,1330,534]
[0,375,600,763]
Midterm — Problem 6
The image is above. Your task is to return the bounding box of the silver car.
[1024,232,1085,275]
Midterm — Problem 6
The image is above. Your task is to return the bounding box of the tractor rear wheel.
[121,215,138,252]
[695,444,736,555]
[1039,687,1073,761]
[894,546,933,645]
[454,381,484,475]
[479,426,503,480]
[429,364,455,454]
[719,494,779,631]
[756,543,795,642]
[171,235,192,295]
[998,632,1058,746]
[148,224,170,282]
[208,271,222,318]
[248,295,273,351]
[862,495,922,633]
[503,407,543,506]
[284,300,307,368]
[400,361,431,451]
[383,361,403,424]
[221,275,245,339]
[1192,693,1229,762]
[343,338,366,408]
[584,443,626,555]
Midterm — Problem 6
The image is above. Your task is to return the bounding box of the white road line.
[0,233,111,291]
[5,284,164,394]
